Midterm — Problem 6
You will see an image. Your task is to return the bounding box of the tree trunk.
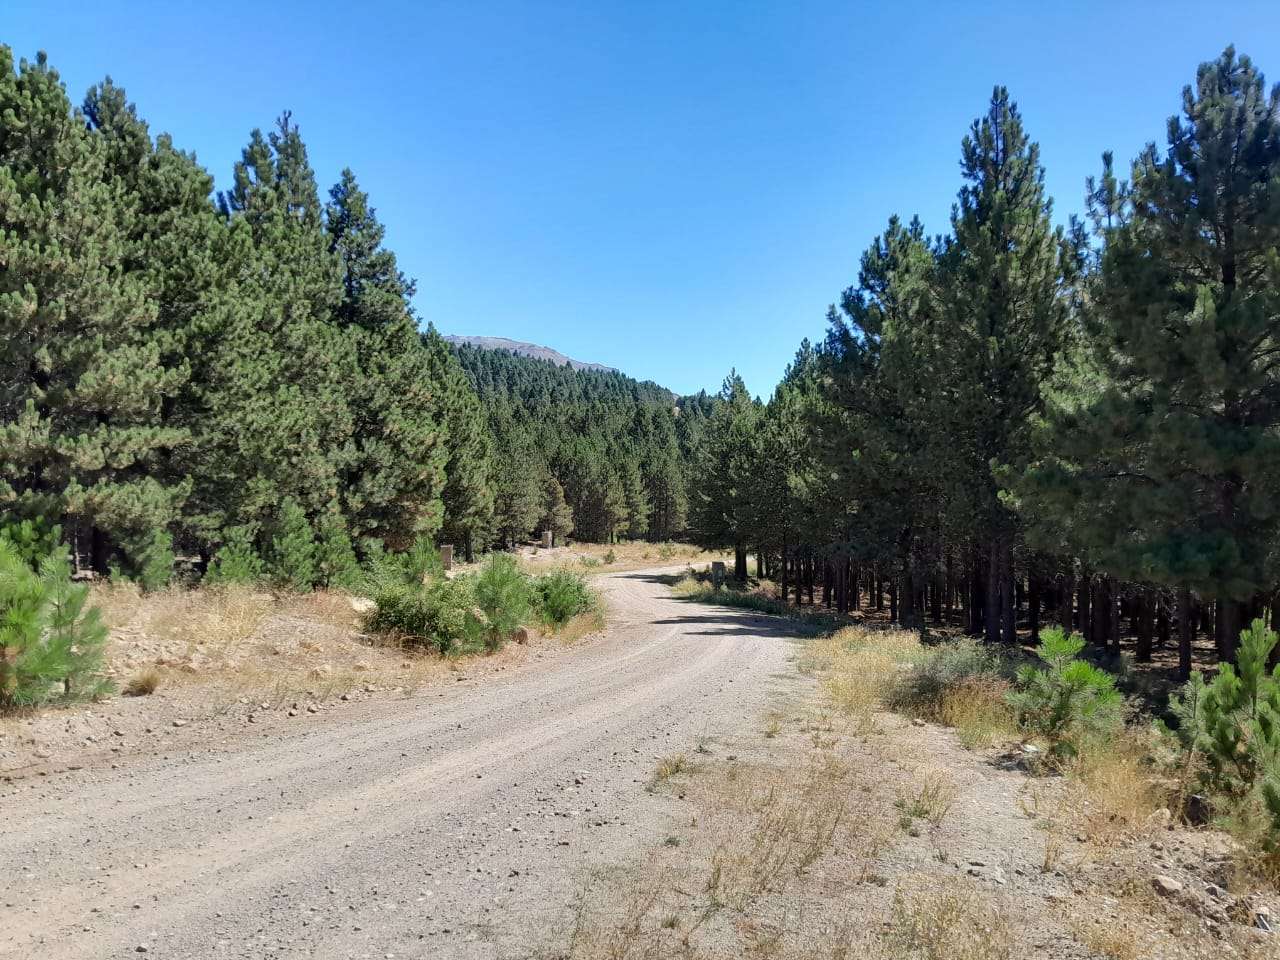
[985,542,1001,644]
[889,577,899,623]
[1219,598,1242,664]
[780,539,789,605]
[1059,563,1074,630]
[733,544,748,583]
[1000,542,1017,646]
[1078,571,1092,644]
[1177,586,1193,681]
[1028,574,1041,644]
[1136,588,1154,663]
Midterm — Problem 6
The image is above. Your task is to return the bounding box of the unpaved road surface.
[1,568,801,960]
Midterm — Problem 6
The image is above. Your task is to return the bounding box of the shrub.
[534,570,596,626]
[359,536,443,593]
[205,528,265,585]
[316,514,361,590]
[603,549,617,565]
[1007,627,1124,756]
[125,528,174,592]
[1164,618,1280,844]
[268,498,317,591]
[887,638,1007,718]
[124,667,163,697]
[365,576,482,655]
[472,553,531,650]
[0,538,112,709]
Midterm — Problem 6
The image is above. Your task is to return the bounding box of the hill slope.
[442,335,615,373]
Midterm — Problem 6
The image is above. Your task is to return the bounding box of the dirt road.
[0,568,803,960]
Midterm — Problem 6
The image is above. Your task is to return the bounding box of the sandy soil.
[0,567,801,960]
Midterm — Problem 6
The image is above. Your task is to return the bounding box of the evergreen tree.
[0,49,186,576]
[325,169,445,546]
[540,476,575,546]
[1021,49,1280,662]
[425,326,495,560]
[690,372,760,580]
[936,88,1080,643]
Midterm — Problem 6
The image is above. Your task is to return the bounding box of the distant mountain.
[442,335,616,373]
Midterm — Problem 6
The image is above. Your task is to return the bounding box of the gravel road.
[0,567,801,960]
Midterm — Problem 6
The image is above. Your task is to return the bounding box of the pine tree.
[196,114,357,545]
[936,88,1080,643]
[1021,49,1280,663]
[541,476,574,546]
[325,169,445,547]
[691,372,760,580]
[425,326,495,560]
[0,49,187,575]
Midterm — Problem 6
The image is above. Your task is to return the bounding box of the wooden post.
[541,529,552,549]
[440,544,454,571]
[711,561,726,590]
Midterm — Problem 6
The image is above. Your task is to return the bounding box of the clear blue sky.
[5,2,1279,396]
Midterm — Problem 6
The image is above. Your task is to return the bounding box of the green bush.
[887,639,1007,718]
[603,549,617,565]
[269,498,318,590]
[473,553,531,651]
[1007,627,1123,757]
[316,513,361,590]
[126,528,175,592]
[0,538,111,709]
[365,577,482,655]
[535,570,596,626]
[359,536,443,593]
[205,528,265,585]
[1164,618,1280,843]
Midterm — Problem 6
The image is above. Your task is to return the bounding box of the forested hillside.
[690,46,1280,679]
[0,46,699,585]
[450,343,706,547]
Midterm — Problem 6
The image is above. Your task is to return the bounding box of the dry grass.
[1066,732,1168,843]
[562,729,899,959]
[880,879,1013,960]
[894,769,956,832]
[549,608,607,645]
[649,753,688,790]
[807,627,921,730]
[123,667,163,697]
[938,676,1018,749]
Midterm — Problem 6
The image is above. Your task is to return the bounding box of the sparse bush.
[472,553,531,650]
[940,676,1019,748]
[205,528,265,585]
[1007,627,1123,757]
[887,638,1007,718]
[603,548,617,565]
[124,667,163,697]
[0,538,111,709]
[534,570,596,626]
[882,881,1013,960]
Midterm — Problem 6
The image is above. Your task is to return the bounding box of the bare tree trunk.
[1000,542,1017,645]
[985,542,1001,644]
[1177,586,1193,681]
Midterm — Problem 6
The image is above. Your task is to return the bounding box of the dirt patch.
[553,633,1280,960]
